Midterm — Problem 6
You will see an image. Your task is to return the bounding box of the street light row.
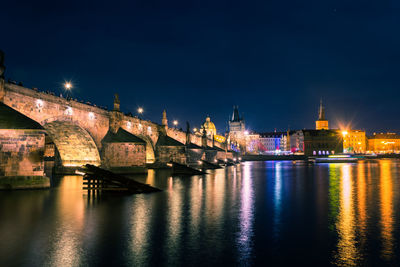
[63,82,179,126]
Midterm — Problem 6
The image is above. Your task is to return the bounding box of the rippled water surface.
[1,160,400,266]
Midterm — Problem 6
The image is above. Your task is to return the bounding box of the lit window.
[138,123,143,130]
[127,121,132,128]
[147,126,152,134]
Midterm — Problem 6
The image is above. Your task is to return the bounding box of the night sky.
[3,0,400,134]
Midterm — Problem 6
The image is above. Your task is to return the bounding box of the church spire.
[315,99,329,130]
[318,99,325,120]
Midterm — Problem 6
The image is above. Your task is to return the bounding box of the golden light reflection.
[189,177,203,234]
[145,169,155,185]
[166,177,183,258]
[50,175,85,266]
[379,160,393,260]
[129,195,150,265]
[335,164,359,266]
[357,162,367,238]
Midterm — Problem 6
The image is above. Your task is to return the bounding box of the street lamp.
[64,82,72,98]
[137,107,143,119]
[173,120,178,128]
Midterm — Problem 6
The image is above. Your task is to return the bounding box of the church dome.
[202,116,216,136]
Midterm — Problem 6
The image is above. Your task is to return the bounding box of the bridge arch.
[136,134,156,163]
[44,121,101,167]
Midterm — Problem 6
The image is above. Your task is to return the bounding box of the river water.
[0,160,399,266]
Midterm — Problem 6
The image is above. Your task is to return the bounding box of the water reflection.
[273,162,282,238]
[1,160,400,266]
[379,160,394,260]
[47,175,85,266]
[237,162,254,264]
[335,164,358,266]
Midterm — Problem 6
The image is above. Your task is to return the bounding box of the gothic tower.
[315,99,329,130]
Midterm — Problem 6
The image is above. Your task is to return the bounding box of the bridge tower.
[0,50,5,102]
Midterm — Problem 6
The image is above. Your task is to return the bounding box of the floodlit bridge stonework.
[1,82,224,168]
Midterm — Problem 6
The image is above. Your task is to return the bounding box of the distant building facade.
[342,130,366,153]
[303,129,343,156]
[288,130,304,153]
[245,132,260,154]
[367,133,400,153]
[259,132,288,154]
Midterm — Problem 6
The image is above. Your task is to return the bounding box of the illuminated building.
[201,116,217,136]
[367,133,400,153]
[303,129,343,156]
[214,134,226,143]
[228,106,246,152]
[341,130,366,153]
[259,132,288,154]
[245,132,260,154]
[288,130,304,153]
[315,99,329,130]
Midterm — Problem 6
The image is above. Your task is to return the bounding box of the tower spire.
[318,98,325,120]
[315,99,329,130]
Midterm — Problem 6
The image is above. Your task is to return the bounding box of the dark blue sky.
[2,0,400,134]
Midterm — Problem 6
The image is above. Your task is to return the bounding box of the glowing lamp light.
[64,82,72,90]
[127,121,132,128]
[198,160,202,165]
[147,126,152,134]
[65,106,73,115]
[36,99,44,109]
[138,123,143,130]
[173,120,178,126]
[342,131,348,136]
[88,112,95,120]
[193,128,198,132]
[137,107,143,114]
[244,130,249,135]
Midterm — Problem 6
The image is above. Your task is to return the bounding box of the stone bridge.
[0,81,224,167]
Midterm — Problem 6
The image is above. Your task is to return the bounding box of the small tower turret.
[110,93,123,133]
[113,94,120,111]
[162,109,168,129]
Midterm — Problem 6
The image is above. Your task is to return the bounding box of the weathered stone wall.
[186,148,203,164]
[102,143,146,167]
[156,146,187,164]
[0,129,45,177]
